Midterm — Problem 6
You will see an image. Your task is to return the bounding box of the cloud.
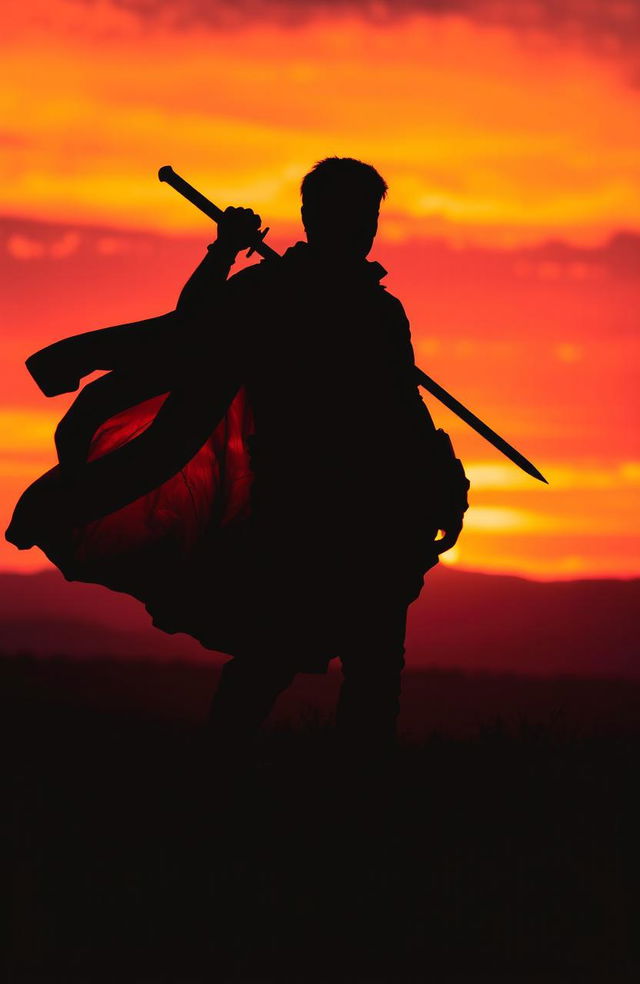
[6,231,80,260]
[6,235,45,260]
[5,3,640,242]
[99,0,640,53]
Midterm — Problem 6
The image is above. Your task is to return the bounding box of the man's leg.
[205,654,297,755]
[335,602,408,761]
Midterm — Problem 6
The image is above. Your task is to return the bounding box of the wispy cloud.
[6,232,81,260]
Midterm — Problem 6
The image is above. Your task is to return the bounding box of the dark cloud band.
[82,0,640,44]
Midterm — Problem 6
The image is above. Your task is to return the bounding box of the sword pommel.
[158,165,176,183]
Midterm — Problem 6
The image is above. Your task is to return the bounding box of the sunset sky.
[1,0,639,580]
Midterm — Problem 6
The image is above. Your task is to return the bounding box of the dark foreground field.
[3,659,639,982]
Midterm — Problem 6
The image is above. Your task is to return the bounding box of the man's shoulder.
[377,286,406,311]
[227,259,277,289]
[225,256,410,324]
[376,286,410,329]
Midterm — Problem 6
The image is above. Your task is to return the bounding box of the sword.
[159,165,548,484]
[415,370,547,483]
[159,165,279,262]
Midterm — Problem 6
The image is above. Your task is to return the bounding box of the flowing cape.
[5,310,258,655]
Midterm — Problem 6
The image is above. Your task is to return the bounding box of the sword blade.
[159,166,549,484]
[416,368,548,484]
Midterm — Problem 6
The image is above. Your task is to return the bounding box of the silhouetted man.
[177,157,467,762]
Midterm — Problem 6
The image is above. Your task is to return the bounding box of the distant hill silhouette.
[0,568,204,661]
[407,567,639,677]
[1,565,637,677]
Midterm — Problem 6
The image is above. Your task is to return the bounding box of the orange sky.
[1,0,639,580]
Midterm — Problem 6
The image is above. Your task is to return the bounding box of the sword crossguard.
[246,227,270,258]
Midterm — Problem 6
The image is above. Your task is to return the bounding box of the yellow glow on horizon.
[464,506,562,533]
[0,409,59,453]
[439,545,460,566]
[465,461,640,492]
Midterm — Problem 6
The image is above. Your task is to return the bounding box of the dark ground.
[2,657,639,982]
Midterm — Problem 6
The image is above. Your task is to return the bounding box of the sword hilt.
[158,165,280,262]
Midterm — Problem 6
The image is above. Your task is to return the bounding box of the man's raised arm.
[177,206,263,315]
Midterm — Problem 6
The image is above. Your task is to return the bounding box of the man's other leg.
[335,602,408,760]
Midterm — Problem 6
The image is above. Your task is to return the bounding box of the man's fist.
[433,516,464,555]
[216,206,262,253]
[423,429,470,561]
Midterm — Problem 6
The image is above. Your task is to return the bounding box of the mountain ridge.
[1,565,637,677]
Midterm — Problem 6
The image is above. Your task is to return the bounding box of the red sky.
[1,0,639,580]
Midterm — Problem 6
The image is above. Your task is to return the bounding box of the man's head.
[301,157,388,260]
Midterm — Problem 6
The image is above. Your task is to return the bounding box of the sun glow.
[1,0,638,579]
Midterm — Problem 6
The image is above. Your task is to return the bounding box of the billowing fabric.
[6,242,442,672]
[6,385,260,658]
